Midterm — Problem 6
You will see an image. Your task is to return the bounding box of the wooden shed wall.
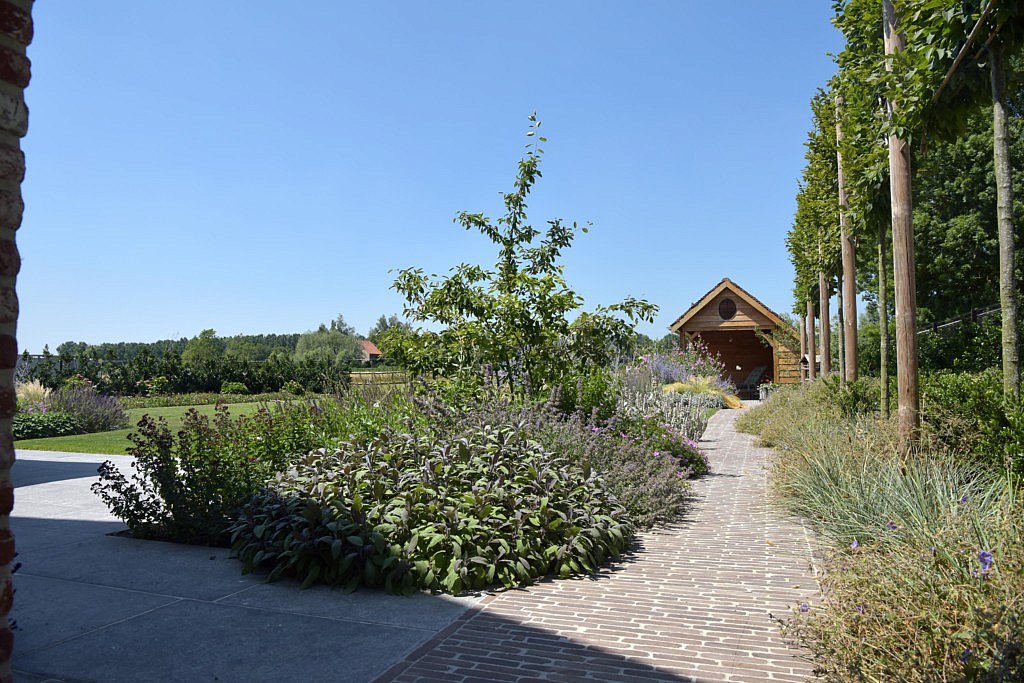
[774,340,801,384]
[679,289,776,332]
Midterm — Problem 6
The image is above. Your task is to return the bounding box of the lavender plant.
[49,385,129,433]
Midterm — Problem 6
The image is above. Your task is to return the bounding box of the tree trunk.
[836,96,858,382]
[807,300,817,381]
[799,312,807,381]
[0,3,33,679]
[883,0,920,443]
[837,273,846,381]
[879,222,890,419]
[819,272,831,375]
[991,42,1020,401]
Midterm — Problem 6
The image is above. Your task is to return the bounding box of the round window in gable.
[719,298,737,320]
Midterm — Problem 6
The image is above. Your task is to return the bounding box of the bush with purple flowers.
[48,384,129,433]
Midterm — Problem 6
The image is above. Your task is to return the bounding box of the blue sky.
[19,2,842,351]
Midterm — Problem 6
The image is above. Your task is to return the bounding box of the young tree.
[385,115,655,397]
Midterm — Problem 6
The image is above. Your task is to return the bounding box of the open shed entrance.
[694,330,774,387]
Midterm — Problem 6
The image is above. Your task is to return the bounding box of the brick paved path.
[379,409,819,683]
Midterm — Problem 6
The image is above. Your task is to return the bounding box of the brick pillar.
[0,1,32,678]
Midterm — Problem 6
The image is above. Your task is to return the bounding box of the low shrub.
[49,385,128,433]
[135,376,173,396]
[119,392,300,409]
[62,373,94,389]
[818,375,881,418]
[921,369,1024,473]
[14,411,84,440]
[220,381,249,395]
[229,423,633,594]
[93,401,344,544]
[281,380,305,396]
[555,368,617,422]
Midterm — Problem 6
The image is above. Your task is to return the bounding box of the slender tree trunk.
[991,42,1020,401]
[807,300,817,381]
[819,272,831,375]
[799,312,807,381]
[883,0,920,443]
[836,96,858,382]
[837,273,846,381]
[0,3,32,679]
[879,222,890,419]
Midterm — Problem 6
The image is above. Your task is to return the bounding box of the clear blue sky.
[19,2,842,352]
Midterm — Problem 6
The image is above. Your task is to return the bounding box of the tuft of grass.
[16,379,50,405]
[664,377,743,409]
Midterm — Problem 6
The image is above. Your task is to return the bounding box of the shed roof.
[668,278,788,332]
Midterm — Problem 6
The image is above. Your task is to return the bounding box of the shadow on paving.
[377,542,747,683]
[12,458,107,488]
[378,605,728,683]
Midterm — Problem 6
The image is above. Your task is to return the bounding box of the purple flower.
[959,494,969,504]
[978,550,993,575]
[652,451,661,458]
[960,648,972,665]
[850,539,858,550]
[798,603,810,613]
[885,520,898,531]
[856,604,865,614]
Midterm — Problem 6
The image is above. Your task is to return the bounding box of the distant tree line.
[23,313,410,395]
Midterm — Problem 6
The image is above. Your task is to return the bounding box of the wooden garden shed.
[669,278,801,392]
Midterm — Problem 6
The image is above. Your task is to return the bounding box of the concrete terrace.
[12,409,819,682]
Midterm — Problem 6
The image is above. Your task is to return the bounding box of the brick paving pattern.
[379,409,819,683]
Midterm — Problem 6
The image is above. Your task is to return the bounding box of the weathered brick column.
[0,1,31,679]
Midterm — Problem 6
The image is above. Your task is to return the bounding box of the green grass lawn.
[15,402,264,456]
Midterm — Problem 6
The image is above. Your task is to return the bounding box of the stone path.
[379,409,820,683]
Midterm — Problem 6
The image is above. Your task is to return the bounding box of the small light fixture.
[735,365,742,371]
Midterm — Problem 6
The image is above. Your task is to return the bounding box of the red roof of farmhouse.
[360,340,381,355]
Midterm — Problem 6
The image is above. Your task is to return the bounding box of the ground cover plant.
[738,380,1024,681]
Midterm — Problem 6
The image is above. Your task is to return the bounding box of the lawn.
[15,402,264,456]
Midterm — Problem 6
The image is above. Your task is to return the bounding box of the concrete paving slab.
[12,457,105,488]
[12,574,178,655]
[220,580,480,630]
[22,535,253,601]
[17,599,437,682]
[10,516,125,556]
